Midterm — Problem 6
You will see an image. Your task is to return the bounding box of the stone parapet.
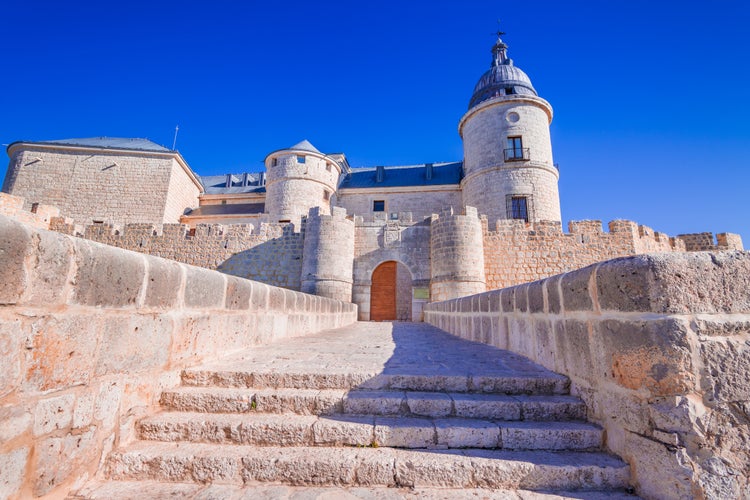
[424,251,750,499]
[0,214,357,499]
[0,192,60,230]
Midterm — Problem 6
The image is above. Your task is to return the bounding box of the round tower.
[300,206,355,302]
[459,32,561,225]
[429,206,486,302]
[264,140,342,226]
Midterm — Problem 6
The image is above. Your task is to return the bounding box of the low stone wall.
[424,252,750,499]
[0,214,357,499]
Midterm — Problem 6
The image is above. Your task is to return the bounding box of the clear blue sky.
[2,1,749,243]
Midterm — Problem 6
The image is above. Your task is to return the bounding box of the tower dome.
[469,36,537,109]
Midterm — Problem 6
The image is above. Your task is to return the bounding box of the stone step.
[105,441,630,491]
[137,412,603,450]
[160,386,586,421]
[181,369,570,395]
[71,479,641,499]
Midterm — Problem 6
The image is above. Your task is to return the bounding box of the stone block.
[0,447,29,500]
[27,229,74,306]
[250,282,270,311]
[594,318,694,396]
[545,274,562,314]
[0,320,22,397]
[33,428,97,496]
[374,417,435,447]
[527,281,544,313]
[23,314,100,392]
[515,284,529,312]
[144,258,182,309]
[313,415,375,446]
[500,288,514,313]
[560,266,594,311]
[0,405,31,443]
[435,418,500,448]
[596,256,652,312]
[267,285,286,311]
[95,315,172,376]
[184,265,225,309]
[648,251,750,314]
[225,276,252,310]
[0,215,32,304]
[95,382,123,431]
[33,393,75,436]
[555,320,594,382]
[700,337,750,402]
[72,240,145,307]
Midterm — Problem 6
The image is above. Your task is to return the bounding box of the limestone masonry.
[1,35,742,321]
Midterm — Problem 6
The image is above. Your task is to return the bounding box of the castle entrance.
[370,261,413,321]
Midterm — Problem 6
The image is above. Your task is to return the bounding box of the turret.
[459,31,561,224]
[264,140,343,226]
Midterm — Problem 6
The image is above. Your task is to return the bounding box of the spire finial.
[491,21,510,67]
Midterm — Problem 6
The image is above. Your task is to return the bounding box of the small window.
[278,219,291,224]
[323,190,330,201]
[373,200,385,212]
[221,200,227,205]
[326,163,332,172]
[505,136,525,161]
[272,158,278,167]
[30,202,39,214]
[510,196,529,223]
[297,155,306,164]
[92,220,104,225]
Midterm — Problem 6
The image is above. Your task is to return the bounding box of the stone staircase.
[73,322,636,499]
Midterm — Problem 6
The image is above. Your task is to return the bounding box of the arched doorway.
[370,261,413,321]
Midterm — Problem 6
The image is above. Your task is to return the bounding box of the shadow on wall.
[217,225,304,290]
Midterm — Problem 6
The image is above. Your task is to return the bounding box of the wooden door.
[370,261,396,321]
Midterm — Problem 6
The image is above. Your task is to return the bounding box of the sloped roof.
[288,139,321,154]
[32,137,172,152]
[200,173,266,194]
[339,162,462,189]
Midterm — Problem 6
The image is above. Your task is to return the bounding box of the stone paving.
[73,322,637,499]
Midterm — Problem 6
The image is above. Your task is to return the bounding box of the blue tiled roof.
[31,137,172,152]
[200,173,266,194]
[339,162,462,189]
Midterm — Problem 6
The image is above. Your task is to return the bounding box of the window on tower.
[504,136,528,161]
[373,200,385,212]
[297,155,306,164]
[508,195,530,223]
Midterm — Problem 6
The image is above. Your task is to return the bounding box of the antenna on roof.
[172,125,179,151]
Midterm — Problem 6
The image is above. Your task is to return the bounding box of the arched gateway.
[369,261,413,321]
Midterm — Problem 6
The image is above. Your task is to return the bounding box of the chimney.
[225,174,233,188]
[375,165,385,183]
[425,163,433,180]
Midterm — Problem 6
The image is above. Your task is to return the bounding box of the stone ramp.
[72,322,635,497]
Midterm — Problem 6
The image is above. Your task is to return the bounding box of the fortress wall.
[3,149,178,225]
[424,251,750,499]
[0,214,357,499]
[336,188,462,221]
[49,218,305,291]
[301,207,355,302]
[482,218,743,290]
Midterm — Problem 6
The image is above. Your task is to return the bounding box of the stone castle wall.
[0,213,357,499]
[482,217,742,290]
[49,217,305,291]
[3,148,199,226]
[424,251,750,499]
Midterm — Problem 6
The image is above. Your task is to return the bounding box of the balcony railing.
[504,148,530,162]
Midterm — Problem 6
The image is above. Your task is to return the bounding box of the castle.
[2,34,743,321]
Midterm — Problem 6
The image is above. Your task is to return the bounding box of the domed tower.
[264,140,343,226]
[459,32,561,224]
